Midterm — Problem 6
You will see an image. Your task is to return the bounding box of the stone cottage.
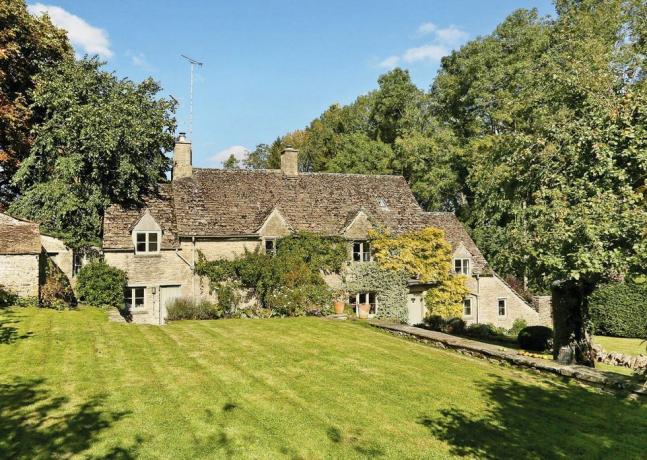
[103,134,548,327]
[0,212,77,300]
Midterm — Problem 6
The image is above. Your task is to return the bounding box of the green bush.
[0,285,17,308]
[166,297,221,320]
[268,284,333,317]
[589,282,647,338]
[196,233,345,317]
[518,326,553,351]
[423,315,466,334]
[77,261,127,308]
[464,323,507,339]
[508,319,528,337]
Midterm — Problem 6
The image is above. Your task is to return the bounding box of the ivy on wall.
[343,263,409,322]
[371,226,469,320]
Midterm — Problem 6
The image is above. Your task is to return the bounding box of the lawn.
[594,335,647,356]
[1,307,646,459]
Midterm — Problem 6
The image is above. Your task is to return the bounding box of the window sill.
[134,253,162,258]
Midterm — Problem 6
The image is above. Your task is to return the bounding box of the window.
[454,258,470,275]
[353,241,372,262]
[348,292,377,314]
[463,298,472,316]
[124,287,145,310]
[264,238,276,255]
[498,298,507,317]
[72,251,83,276]
[135,232,160,254]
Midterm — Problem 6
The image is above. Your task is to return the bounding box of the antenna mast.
[181,54,203,140]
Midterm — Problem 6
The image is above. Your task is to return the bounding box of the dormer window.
[454,258,470,275]
[353,241,372,262]
[135,231,160,254]
[264,238,277,256]
[132,210,162,255]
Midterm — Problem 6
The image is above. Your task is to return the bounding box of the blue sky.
[28,1,555,167]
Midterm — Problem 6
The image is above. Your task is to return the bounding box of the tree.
[325,133,393,175]
[8,58,176,247]
[369,68,423,144]
[223,154,240,169]
[0,0,72,204]
[432,0,646,364]
[243,143,269,169]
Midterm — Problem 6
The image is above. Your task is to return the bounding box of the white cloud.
[208,145,250,166]
[378,55,400,69]
[434,25,469,45]
[402,44,447,63]
[127,50,154,71]
[378,22,469,68]
[28,3,112,58]
[416,22,437,36]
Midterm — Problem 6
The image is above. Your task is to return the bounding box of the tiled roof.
[102,168,489,274]
[103,169,425,249]
[103,184,177,250]
[411,212,488,273]
[0,213,41,254]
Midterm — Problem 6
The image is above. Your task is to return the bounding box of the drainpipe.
[475,274,480,324]
[192,236,196,305]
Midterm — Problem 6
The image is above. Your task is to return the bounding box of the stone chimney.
[172,132,192,180]
[280,147,298,176]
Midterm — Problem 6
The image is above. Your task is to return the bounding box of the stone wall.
[41,235,74,282]
[0,254,39,298]
[462,275,541,329]
[531,295,553,327]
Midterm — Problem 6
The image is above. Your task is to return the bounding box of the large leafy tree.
[433,0,646,364]
[0,0,72,204]
[9,58,176,247]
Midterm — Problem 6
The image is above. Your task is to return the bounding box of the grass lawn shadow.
[0,377,139,459]
[0,309,32,344]
[418,374,647,459]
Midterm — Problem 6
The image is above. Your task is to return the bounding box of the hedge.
[589,282,647,338]
[77,261,127,308]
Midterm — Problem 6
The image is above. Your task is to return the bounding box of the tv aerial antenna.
[181,54,203,140]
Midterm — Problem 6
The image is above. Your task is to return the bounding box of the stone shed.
[0,213,41,298]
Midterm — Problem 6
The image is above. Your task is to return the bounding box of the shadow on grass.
[419,375,647,459]
[0,378,139,459]
[0,310,32,344]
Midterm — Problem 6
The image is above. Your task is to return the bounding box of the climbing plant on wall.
[370,227,469,319]
[343,263,409,322]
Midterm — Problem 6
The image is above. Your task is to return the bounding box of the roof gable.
[258,208,291,237]
[133,210,162,232]
[341,210,374,240]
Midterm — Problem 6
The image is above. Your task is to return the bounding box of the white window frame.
[498,298,507,317]
[454,258,471,275]
[463,298,473,317]
[352,241,372,262]
[348,292,377,315]
[264,238,277,256]
[134,231,161,254]
[124,286,145,310]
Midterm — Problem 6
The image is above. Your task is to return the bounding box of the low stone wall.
[372,323,646,397]
[593,344,647,373]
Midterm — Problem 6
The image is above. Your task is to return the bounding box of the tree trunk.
[551,279,596,366]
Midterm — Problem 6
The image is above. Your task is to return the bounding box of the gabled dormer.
[132,210,162,255]
[257,208,291,255]
[452,242,473,276]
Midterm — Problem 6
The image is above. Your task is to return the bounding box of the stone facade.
[0,254,40,298]
[41,235,74,283]
[462,274,541,329]
[102,138,546,327]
